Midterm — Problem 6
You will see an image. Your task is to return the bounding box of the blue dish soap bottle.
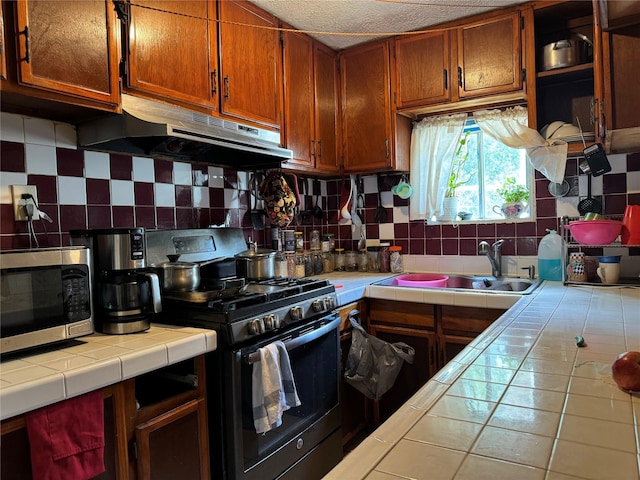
[538,229,564,281]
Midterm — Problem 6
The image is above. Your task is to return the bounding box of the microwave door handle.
[143,271,163,314]
[245,315,340,365]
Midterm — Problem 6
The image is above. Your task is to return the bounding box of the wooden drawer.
[439,305,505,335]
[369,299,436,329]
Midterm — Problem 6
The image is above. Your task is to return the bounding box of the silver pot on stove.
[235,248,276,280]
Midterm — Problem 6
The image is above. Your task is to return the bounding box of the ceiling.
[251,0,529,50]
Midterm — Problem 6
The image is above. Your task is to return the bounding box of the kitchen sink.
[374,274,541,295]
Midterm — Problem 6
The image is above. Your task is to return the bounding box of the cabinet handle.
[317,140,323,158]
[385,139,389,158]
[18,26,30,63]
[223,75,230,100]
[311,139,316,158]
[211,70,217,96]
[457,66,463,88]
[443,69,448,90]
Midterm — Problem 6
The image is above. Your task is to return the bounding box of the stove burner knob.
[311,300,324,313]
[264,314,280,330]
[290,306,304,321]
[248,318,265,335]
[324,297,336,310]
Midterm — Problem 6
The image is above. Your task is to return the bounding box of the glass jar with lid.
[358,249,368,272]
[367,246,380,272]
[294,253,306,278]
[313,251,324,275]
[322,252,334,273]
[275,251,289,277]
[379,242,391,273]
[334,248,345,271]
[345,251,358,272]
[294,232,304,251]
[310,230,321,251]
[390,246,403,273]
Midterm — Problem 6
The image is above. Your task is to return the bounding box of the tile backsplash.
[1,112,639,265]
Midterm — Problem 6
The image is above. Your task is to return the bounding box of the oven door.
[223,314,342,480]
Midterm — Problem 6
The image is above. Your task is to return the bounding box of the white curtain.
[409,113,467,221]
[472,106,568,183]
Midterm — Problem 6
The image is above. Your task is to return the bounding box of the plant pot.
[493,202,525,219]
[441,197,458,222]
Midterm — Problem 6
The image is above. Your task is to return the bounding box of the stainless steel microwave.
[0,247,94,354]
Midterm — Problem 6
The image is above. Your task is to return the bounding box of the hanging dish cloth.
[260,170,298,228]
[252,341,301,434]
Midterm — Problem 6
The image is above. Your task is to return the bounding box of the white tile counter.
[0,324,217,421]
[325,282,640,480]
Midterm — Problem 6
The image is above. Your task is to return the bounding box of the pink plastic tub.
[395,273,449,288]
[563,219,623,245]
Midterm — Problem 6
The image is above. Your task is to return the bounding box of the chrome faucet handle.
[492,239,505,251]
[478,240,490,254]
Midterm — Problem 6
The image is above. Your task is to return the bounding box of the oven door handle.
[245,314,340,365]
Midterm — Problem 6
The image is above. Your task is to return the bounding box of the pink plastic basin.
[395,273,449,288]
[563,219,623,245]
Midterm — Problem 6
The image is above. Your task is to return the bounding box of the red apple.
[611,351,640,392]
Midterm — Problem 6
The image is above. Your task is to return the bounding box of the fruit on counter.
[611,351,640,392]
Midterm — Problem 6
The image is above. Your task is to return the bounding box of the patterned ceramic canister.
[567,252,587,282]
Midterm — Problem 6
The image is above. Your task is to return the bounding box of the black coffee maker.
[71,228,161,334]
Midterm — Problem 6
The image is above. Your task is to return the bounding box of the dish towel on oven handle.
[252,340,301,434]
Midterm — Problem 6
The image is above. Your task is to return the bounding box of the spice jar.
[323,252,334,273]
[390,246,403,273]
[321,235,331,253]
[294,253,306,278]
[275,251,289,277]
[283,230,295,253]
[313,251,324,275]
[358,249,368,272]
[294,232,304,251]
[379,242,391,273]
[334,248,345,271]
[286,253,296,277]
[304,251,314,277]
[345,250,358,272]
[367,246,380,272]
[310,230,321,251]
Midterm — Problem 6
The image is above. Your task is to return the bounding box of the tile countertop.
[325,281,640,480]
[0,324,217,421]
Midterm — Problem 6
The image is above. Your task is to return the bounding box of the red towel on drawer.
[25,390,105,480]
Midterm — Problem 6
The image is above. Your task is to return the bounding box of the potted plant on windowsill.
[494,177,529,219]
[442,131,473,221]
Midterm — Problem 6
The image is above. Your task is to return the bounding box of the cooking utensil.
[577,174,602,215]
[548,179,570,198]
[374,173,388,223]
[249,173,265,230]
[542,33,592,71]
[339,177,352,224]
[350,175,362,228]
[312,180,323,219]
[156,255,201,291]
[563,219,622,244]
[235,249,276,280]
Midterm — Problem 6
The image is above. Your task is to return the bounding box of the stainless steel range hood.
[77,95,292,169]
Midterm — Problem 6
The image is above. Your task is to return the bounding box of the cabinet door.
[394,30,451,108]
[135,398,210,480]
[439,305,504,337]
[597,0,640,31]
[14,0,118,105]
[368,324,438,423]
[457,12,522,99]
[283,30,314,168]
[340,41,393,172]
[126,0,217,110]
[440,333,473,366]
[1,4,6,81]
[313,42,340,174]
[218,0,281,129]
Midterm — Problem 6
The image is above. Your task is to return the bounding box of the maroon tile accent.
[109,154,132,181]
[517,237,538,256]
[27,175,57,203]
[112,206,135,227]
[628,193,640,205]
[477,223,495,238]
[627,153,640,171]
[223,169,238,189]
[409,221,424,238]
[425,224,441,239]
[0,141,25,171]
[59,205,87,231]
[460,238,478,255]
[565,157,579,176]
[496,222,515,237]
[409,238,425,255]
[156,207,175,229]
[394,223,408,238]
[194,208,211,228]
[536,198,557,217]
[209,187,224,207]
[192,165,208,186]
[56,148,84,176]
[209,208,227,227]
[535,178,551,199]
[154,159,174,184]
[327,179,339,196]
[86,178,110,205]
[175,185,192,207]
[500,238,516,256]
[393,196,409,207]
[604,194,628,215]
[176,208,194,228]
[135,206,156,229]
[395,239,409,252]
[135,182,155,206]
[441,224,458,238]
[516,222,536,237]
[459,223,477,238]
[426,238,441,255]
[603,173,627,194]
[87,205,112,229]
[366,223,379,240]
[239,190,250,210]
[0,204,17,233]
[536,217,559,236]
[442,239,459,255]
[32,204,59,232]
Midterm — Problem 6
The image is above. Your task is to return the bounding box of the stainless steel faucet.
[478,239,505,277]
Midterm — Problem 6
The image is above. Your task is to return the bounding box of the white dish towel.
[252,340,301,434]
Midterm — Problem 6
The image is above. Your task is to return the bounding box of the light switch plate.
[11,185,39,221]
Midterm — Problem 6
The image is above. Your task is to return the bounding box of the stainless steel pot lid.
[235,249,276,259]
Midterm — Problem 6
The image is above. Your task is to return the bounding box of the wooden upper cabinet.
[282,30,339,174]
[218,0,281,129]
[596,0,640,31]
[0,5,6,81]
[457,11,523,99]
[13,0,119,105]
[394,30,451,108]
[341,40,410,173]
[125,0,218,111]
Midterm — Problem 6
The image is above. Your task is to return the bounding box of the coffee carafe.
[71,228,161,334]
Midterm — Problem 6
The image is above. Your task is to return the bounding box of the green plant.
[497,177,529,203]
[445,131,474,198]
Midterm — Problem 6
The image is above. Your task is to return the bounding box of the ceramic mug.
[597,255,621,284]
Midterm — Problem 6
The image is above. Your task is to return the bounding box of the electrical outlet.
[11,185,40,221]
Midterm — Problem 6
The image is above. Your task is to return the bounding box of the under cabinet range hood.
[77,95,292,168]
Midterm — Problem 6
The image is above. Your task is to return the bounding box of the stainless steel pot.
[235,249,276,280]
[542,34,592,71]
[155,259,200,291]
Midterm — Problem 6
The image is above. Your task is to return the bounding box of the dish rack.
[560,215,639,287]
